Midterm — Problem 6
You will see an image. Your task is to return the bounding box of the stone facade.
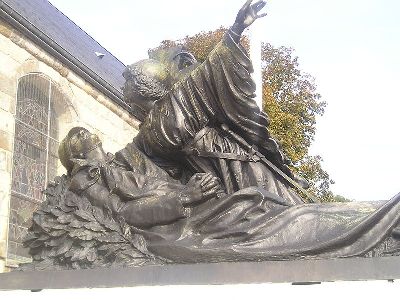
[0,19,139,272]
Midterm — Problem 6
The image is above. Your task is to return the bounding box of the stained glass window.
[8,73,62,264]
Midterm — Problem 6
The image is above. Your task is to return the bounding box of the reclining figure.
[22,128,400,270]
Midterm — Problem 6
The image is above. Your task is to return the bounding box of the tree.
[153,28,336,202]
[332,194,353,202]
[261,43,334,202]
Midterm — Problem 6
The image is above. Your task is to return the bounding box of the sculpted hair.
[58,127,101,174]
[58,127,86,174]
[123,59,171,103]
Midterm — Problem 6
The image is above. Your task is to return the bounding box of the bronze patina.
[21,0,400,271]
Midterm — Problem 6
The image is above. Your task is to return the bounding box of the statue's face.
[169,51,199,82]
[122,78,155,116]
[123,59,173,121]
[123,48,200,121]
[69,129,101,158]
[149,46,200,84]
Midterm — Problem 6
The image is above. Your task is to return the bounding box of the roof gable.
[0,0,130,112]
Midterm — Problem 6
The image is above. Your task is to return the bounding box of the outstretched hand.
[232,0,267,35]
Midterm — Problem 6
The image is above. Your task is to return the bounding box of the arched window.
[7,73,64,264]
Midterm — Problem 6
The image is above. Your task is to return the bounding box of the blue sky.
[48,0,400,201]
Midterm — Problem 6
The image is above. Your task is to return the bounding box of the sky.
[48,0,400,202]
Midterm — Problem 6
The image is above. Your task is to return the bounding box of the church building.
[0,0,139,271]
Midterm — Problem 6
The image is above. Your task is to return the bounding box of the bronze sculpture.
[123,0,309,205]
[21,1,400,271]
[23,127,400,270]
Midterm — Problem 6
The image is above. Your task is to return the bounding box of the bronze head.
[122,59,173,121]
[58,127,102,174]
[123,46,199,122]
[148,45,199,82]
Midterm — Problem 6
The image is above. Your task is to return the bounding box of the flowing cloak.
[75,144,400,261]
[134,31,304,205]
[50,143,400,263]
[135,190,400,262]
[103,144,400,260]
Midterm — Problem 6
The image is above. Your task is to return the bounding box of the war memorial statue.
[18,0,400,272]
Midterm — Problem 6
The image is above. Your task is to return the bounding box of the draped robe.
[134,31,304,205]
[113,143,400,261]
[24,143,400,266]
[141,191,400,262]
[108,32,400,262]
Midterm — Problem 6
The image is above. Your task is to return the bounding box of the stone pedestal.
[1,256,400,290]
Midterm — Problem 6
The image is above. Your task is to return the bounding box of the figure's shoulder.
[69,170,91,194]
[116,141,181,184]
[69,159,103,194]
[135,98,175,137]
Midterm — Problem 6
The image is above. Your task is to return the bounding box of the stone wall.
[0,19,139,272]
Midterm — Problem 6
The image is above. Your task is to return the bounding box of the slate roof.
[0,0,131,112]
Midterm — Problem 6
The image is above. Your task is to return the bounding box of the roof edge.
[0,0,133,114]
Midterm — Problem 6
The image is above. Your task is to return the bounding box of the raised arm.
[230,0,267,42]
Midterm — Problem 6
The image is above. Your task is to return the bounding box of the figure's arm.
[174,1,268,118]
[69,170,122,214]
[173,0,288,172]
[69,169,185,227]
[115,173,221,227]
[71,169,221,228]
[172,1,266,127]
[135,1,272,161]
[230,0,267,43]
